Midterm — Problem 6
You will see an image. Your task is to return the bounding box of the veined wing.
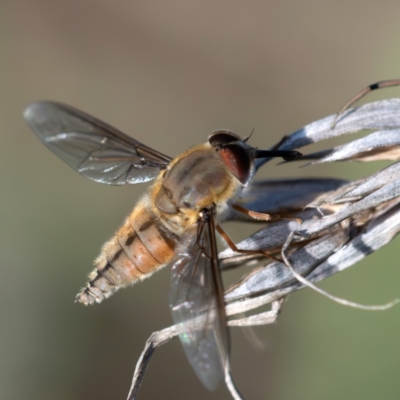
[24,102,172,185]
[169,207,229,390]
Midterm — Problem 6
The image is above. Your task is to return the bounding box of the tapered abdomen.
[76,201,176,305]
[76,143,240,305]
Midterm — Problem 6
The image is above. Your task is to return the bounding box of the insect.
[24,102,301,390]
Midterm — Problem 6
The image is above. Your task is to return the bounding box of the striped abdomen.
[76,200,177,305]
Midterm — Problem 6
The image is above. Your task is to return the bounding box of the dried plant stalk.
[127,98,400,400]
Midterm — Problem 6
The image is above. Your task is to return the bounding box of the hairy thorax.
[150,142,241,234]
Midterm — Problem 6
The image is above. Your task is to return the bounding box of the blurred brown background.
[1,1,400,399]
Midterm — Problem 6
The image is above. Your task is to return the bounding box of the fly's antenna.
[243,128,255,143]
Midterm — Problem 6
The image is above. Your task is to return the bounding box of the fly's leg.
[220,203,302,261]
[231,203,302,225]
[231,203,278,222]
[216,224,281,262]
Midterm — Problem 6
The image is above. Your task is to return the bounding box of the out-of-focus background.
[1,1,400,399]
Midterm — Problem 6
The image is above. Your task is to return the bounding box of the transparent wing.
[24,102,172,185]
[169,209,229,390]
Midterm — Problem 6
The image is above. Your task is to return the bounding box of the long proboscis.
[254,149,302,161]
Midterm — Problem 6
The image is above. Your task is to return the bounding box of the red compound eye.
[218,144,252,184]
[208,130,253,185]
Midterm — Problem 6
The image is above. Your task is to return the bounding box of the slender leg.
[331,79,400,128]
[231,203,302,224]
[216,223,281,262]
[231,203,277,221]
[220,204,302,261]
